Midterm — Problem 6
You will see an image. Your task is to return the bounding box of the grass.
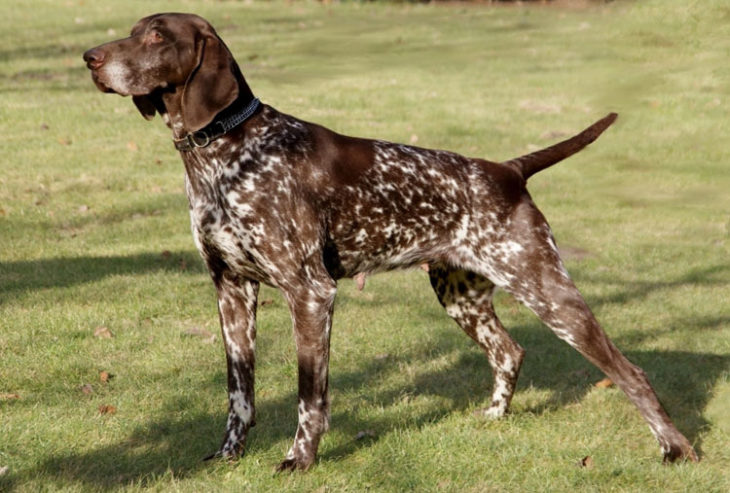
[1,0,730,490]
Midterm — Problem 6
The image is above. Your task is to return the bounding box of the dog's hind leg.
[479,196,698,463]
[429,263,525,418]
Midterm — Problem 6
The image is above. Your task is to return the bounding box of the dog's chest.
[181,121,323,284]
[183,148,289,282]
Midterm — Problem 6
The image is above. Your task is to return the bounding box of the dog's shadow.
[20,324,726,490]
[319,322,726,465]
[24,331,729,489]
[8,258,729,489]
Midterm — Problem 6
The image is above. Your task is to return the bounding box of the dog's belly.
[327,210,455,277]
[323,141,527,279]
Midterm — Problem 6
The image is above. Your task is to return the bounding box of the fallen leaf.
[409,134,419,144]
[184,326,213,337]
[98,404,117,415]
[40,123,49,130]
[58,137,72,146]
[161,250,172,259]
[355,430,376,440]
[0,466,8,477]
[579,456,594,468]
[354,272,366,291]
[595,377,614,388]
[99,371,111,383]
[93,326,113,339]
[0,393,20,400]
[80,384,93,395]
[374,353,390,361]
[259,299,274,307]
[420,263,429,272]
[78,204,89,213]
[126,141,138,152]
[184,327,216,343]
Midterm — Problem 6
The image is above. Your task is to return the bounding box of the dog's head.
[83,13,242,130]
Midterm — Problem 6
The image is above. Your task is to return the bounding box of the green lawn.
[2,0,730,491]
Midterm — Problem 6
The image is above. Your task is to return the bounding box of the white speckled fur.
[84,12,697,469]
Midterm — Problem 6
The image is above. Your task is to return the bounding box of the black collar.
[173,97,261,152]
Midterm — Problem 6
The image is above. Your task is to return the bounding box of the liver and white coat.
[83,13,697,471]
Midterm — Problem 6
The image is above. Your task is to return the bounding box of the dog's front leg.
[206,276,259,460]
[276,271,337,472]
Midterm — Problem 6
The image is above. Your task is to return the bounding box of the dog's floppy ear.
[181,26,239,131]
[133,95,157,120]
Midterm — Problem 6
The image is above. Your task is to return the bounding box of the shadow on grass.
[321,327,727,465]
[578,263,730,311]
[13,411,222,490]
[17,328,727,489]
[0,251,205,297]
[7,259,728,488]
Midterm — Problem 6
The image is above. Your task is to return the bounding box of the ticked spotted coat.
[83,13,698,471]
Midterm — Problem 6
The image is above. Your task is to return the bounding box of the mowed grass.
[2,0,730,491]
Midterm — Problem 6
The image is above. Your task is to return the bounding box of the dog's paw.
[203,444,243,462]
[473,406,507,420]
[203,451,223,462]
[662,442,699,464]
[275,456,314,473]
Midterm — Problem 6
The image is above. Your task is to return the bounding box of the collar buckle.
[190,130,211,148]
[173,131,209,151]
[174,98,260,152]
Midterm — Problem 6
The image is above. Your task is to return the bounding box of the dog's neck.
[156,87,186,137]
[154,83,259,196]
[155,77,257,139]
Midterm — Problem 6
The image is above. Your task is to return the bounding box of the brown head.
[82,13,253,131]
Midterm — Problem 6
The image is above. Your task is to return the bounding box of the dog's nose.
[83,48,106,69]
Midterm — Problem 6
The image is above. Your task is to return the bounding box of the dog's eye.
[148,30,164,44]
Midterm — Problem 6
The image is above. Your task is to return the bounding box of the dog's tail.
[503,113,618,181]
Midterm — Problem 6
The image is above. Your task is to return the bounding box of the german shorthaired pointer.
[83,13,697,470]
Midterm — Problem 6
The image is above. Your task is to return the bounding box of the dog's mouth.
[87,70,117,94]
[95,81,118,94]
[87,68,155,98]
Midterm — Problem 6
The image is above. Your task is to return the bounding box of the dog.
[83,13,697,470]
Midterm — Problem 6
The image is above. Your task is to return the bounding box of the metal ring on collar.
[190,130,211,148]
